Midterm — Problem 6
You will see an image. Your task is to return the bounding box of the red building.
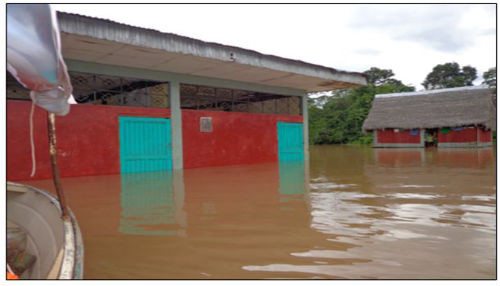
[362,86,496,148]
[7,12,366,181]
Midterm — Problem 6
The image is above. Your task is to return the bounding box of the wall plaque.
[200,117,213,132]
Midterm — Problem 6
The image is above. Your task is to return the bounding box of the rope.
[29,95,36,177]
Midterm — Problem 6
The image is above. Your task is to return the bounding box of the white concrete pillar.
[169,81,183,170]
[302,95,310,162]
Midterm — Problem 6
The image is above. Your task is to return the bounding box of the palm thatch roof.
[362,86,496,131]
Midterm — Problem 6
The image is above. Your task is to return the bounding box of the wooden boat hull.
[7,182,84,279]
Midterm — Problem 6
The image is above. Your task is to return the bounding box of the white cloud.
[350,5,481,52]
[53,4,496,90]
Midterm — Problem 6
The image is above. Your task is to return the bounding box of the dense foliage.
[309,63,493,145]
[482,67,496,89]
[308,68,414,145]
[422,62,477,89]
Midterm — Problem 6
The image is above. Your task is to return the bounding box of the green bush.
[308,77,414,145]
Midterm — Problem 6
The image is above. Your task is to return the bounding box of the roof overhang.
[57,12,367,93]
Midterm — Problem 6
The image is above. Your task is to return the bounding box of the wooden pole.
[47,112,69,218]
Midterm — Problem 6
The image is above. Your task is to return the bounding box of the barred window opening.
[180,83,302,115]
[7,72,169,109]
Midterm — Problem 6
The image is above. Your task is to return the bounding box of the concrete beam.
[66,59,306,97]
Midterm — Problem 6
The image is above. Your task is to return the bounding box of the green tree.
[422,62,477,89]
[364,67,402,85]
[308,67,414,145]
[482,67,496,88]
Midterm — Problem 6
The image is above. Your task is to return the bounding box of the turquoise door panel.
[277,122,304,162]
[119,117,172,173]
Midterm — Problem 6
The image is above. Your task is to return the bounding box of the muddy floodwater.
[22,146,496,279]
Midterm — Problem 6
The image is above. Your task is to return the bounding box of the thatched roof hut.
[362,86,496,132]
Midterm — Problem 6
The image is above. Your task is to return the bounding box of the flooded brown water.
[22,146,496,279]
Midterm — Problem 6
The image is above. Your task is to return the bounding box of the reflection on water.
[119,171,186,236]
[374,148,425,167]
[279,161,306,195]
[22,146,496,279]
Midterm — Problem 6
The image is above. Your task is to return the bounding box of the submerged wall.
[7,100,303,181]
[182,110,302,168]
[372,127,492,149]
[7,100,171,181]
[438,127,492,148]
[374,129,424,148]
[438,127,476,146]
[478,128,492,147]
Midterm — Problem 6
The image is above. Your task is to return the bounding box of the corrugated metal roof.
[56,12,367,92]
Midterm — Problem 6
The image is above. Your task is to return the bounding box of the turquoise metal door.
[277,122,304,162]
[119,116,172,173]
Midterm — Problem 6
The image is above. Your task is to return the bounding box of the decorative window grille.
[7,72,303,115]
[6,73,31,100]
[7,72,169,109]
[180,83,302,115]
[70,72,169,108]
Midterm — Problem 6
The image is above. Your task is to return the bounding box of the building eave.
[57,11,367,93]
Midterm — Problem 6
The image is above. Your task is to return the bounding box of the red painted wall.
[478,128,491,142]
[438,127,477,143]
[377,129,421,144]
[182,109,303,168]
[7,100,171,181]
[8,100,303,180]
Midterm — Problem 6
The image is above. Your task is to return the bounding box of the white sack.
[7,4,72,116]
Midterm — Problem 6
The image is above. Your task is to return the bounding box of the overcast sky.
[53,4,496,91]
